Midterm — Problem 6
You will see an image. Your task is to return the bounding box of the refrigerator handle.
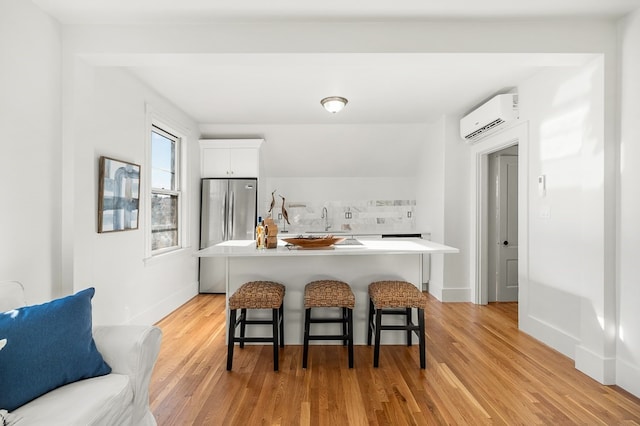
[223,190,228,241]
[229,190,235,239]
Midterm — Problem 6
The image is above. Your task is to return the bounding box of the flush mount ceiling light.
[320,96,348,114]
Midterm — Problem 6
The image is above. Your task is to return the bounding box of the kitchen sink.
[304,230,347,234]
[334,238,363,246]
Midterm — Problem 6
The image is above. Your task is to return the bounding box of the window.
[151,125,181,252]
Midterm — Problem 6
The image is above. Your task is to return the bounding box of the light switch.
[539,205,550,219]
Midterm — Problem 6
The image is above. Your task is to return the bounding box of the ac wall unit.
[460,94,519,143]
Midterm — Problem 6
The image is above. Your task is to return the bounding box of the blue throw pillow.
[0,287,111,411]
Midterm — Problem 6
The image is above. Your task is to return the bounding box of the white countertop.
[196,238,458,258]
[276,231,431,238]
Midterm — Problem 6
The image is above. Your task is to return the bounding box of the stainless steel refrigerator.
[199,178,257,293]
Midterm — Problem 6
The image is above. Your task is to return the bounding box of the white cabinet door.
[201,148,231,177]
[199,139,263,178]
[229,148,259,177]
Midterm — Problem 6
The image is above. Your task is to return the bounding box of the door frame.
[469,122,529,307]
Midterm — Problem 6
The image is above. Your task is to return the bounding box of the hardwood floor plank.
[150,294,640,425]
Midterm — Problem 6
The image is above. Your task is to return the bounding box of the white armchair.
[0,281,162,426]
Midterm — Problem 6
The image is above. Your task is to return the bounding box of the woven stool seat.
[228,281,285,310]
[369,280,426,309]
[304,280,355,309]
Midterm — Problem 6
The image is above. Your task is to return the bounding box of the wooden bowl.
[282,235,346,249]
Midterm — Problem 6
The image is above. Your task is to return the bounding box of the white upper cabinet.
[200,139,263,178]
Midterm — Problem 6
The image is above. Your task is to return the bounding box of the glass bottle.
[256,216,265,249]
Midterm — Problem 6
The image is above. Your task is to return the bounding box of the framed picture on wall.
[98,156,141,233]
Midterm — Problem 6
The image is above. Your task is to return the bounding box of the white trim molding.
[144,103,193,261]
[469,121,529,307]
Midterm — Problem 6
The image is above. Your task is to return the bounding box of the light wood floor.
[149,294,640,425]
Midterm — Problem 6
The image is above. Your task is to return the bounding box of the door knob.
[503,241,509,246]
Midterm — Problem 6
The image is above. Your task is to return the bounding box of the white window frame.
[144,104,190,261]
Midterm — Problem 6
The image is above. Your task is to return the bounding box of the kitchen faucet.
[321,207,331,231]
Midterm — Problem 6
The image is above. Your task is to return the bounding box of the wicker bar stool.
[303,280,355,369]
[227,281,285,371]
[367,280,427,369]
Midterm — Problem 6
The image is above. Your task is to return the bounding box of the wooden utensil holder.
[264,218,278,249]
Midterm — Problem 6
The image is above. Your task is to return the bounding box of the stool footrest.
[378,324,419,331]
[377,309,410,315]
[309,317,347,324]
[308,334,350,340]
[232,337,275,343]
[237,319,276,326]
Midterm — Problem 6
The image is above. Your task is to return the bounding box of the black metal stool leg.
[302,308,311,368]
[227,309,237,371]
[347,308,354,368]
[367,298,374,346]
[239,308,247,349]
[374,308,382,368]
[342,307,348,346]
[272,308,279,371]
[279,303,285,348]
[406,307,412,347]
[418,308,426,369]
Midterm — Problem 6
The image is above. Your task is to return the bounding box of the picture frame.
[98,156,141,233]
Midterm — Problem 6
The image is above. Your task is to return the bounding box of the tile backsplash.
[262,199,416,234]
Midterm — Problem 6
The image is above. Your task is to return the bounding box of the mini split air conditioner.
[460,93,519,143]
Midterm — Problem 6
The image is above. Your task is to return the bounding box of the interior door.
[497,155,518,302]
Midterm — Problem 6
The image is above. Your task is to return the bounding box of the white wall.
[199,123,429,179]
[200,122,428,228]
[416,115,471,301]
[416,117,445,294]
[518,57,615,383]
[0,1,62,303]
[442,115,472,301]
[61,60,201,325]
[617,9,640,397]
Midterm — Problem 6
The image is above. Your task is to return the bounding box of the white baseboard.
[128,281,199,325]
[440,287,471,302]
[520,314,579,359]
[616,358,640,398]
[427,281,443,301]
[521,314,622,387]
[575,344,616,385]
[427,282,471,302]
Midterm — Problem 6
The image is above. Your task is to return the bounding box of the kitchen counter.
[195,237,457,258]
[195,238,458,345]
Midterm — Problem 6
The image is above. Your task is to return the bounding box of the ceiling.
[127,53,581,125]
[32,0,640,126]
[32,0,640,23]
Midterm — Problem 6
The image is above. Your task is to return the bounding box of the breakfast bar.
[196,237,458,344]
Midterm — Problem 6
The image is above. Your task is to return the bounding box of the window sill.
[144,246,193,266]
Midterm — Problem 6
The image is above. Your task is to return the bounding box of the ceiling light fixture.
[321,96,348,114]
